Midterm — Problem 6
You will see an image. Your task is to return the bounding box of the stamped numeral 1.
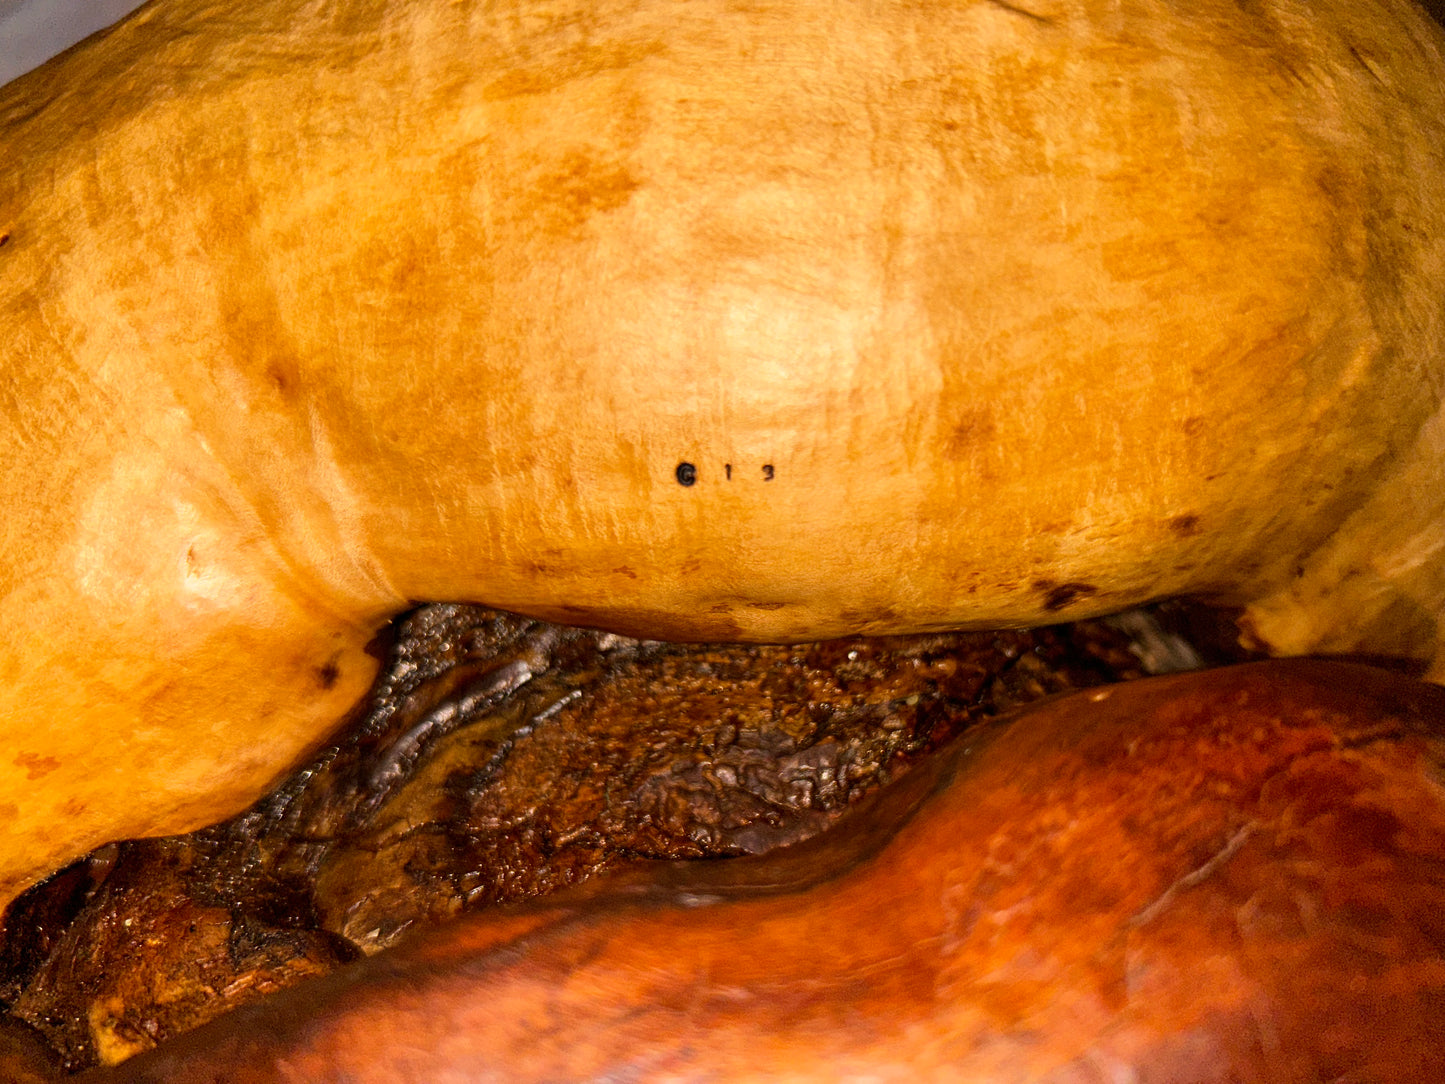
[675,461,777,486]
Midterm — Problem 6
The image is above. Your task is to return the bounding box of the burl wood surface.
[50,659,1445,1083]
[0,607,1145,1072]
[3,0,1445,912]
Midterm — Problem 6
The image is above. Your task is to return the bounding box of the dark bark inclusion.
[0,603,1179,1074]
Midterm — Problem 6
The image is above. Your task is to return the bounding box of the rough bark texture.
[0,606,1147,1073]
[50,659,1445,1083]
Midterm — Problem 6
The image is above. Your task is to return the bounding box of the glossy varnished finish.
[0,611,1141,1070]
[3,0,1444,902]
[76,661,1445,1082]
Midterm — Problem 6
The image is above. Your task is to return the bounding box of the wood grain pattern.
[2,0,1443,911]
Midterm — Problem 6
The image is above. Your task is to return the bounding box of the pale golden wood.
[2,0,1443,904]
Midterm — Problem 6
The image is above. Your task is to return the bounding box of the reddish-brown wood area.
[0,609,1145,1072]
[77,660,1445,1082]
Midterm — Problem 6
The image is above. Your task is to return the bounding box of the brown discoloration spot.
[315,661,342,691]
[1168,514,1203,537]
[13,753,60,781]
[1315,161,1360,204]
[945,408,999,460]
[611,567,638,580]
[1180,415,1206,439]
[529,149,641,236]
[748,601,788,611]
[266,363,293,394]
[1034,579,1099,612]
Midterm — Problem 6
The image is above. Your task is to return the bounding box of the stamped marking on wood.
[675,462,776,486]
